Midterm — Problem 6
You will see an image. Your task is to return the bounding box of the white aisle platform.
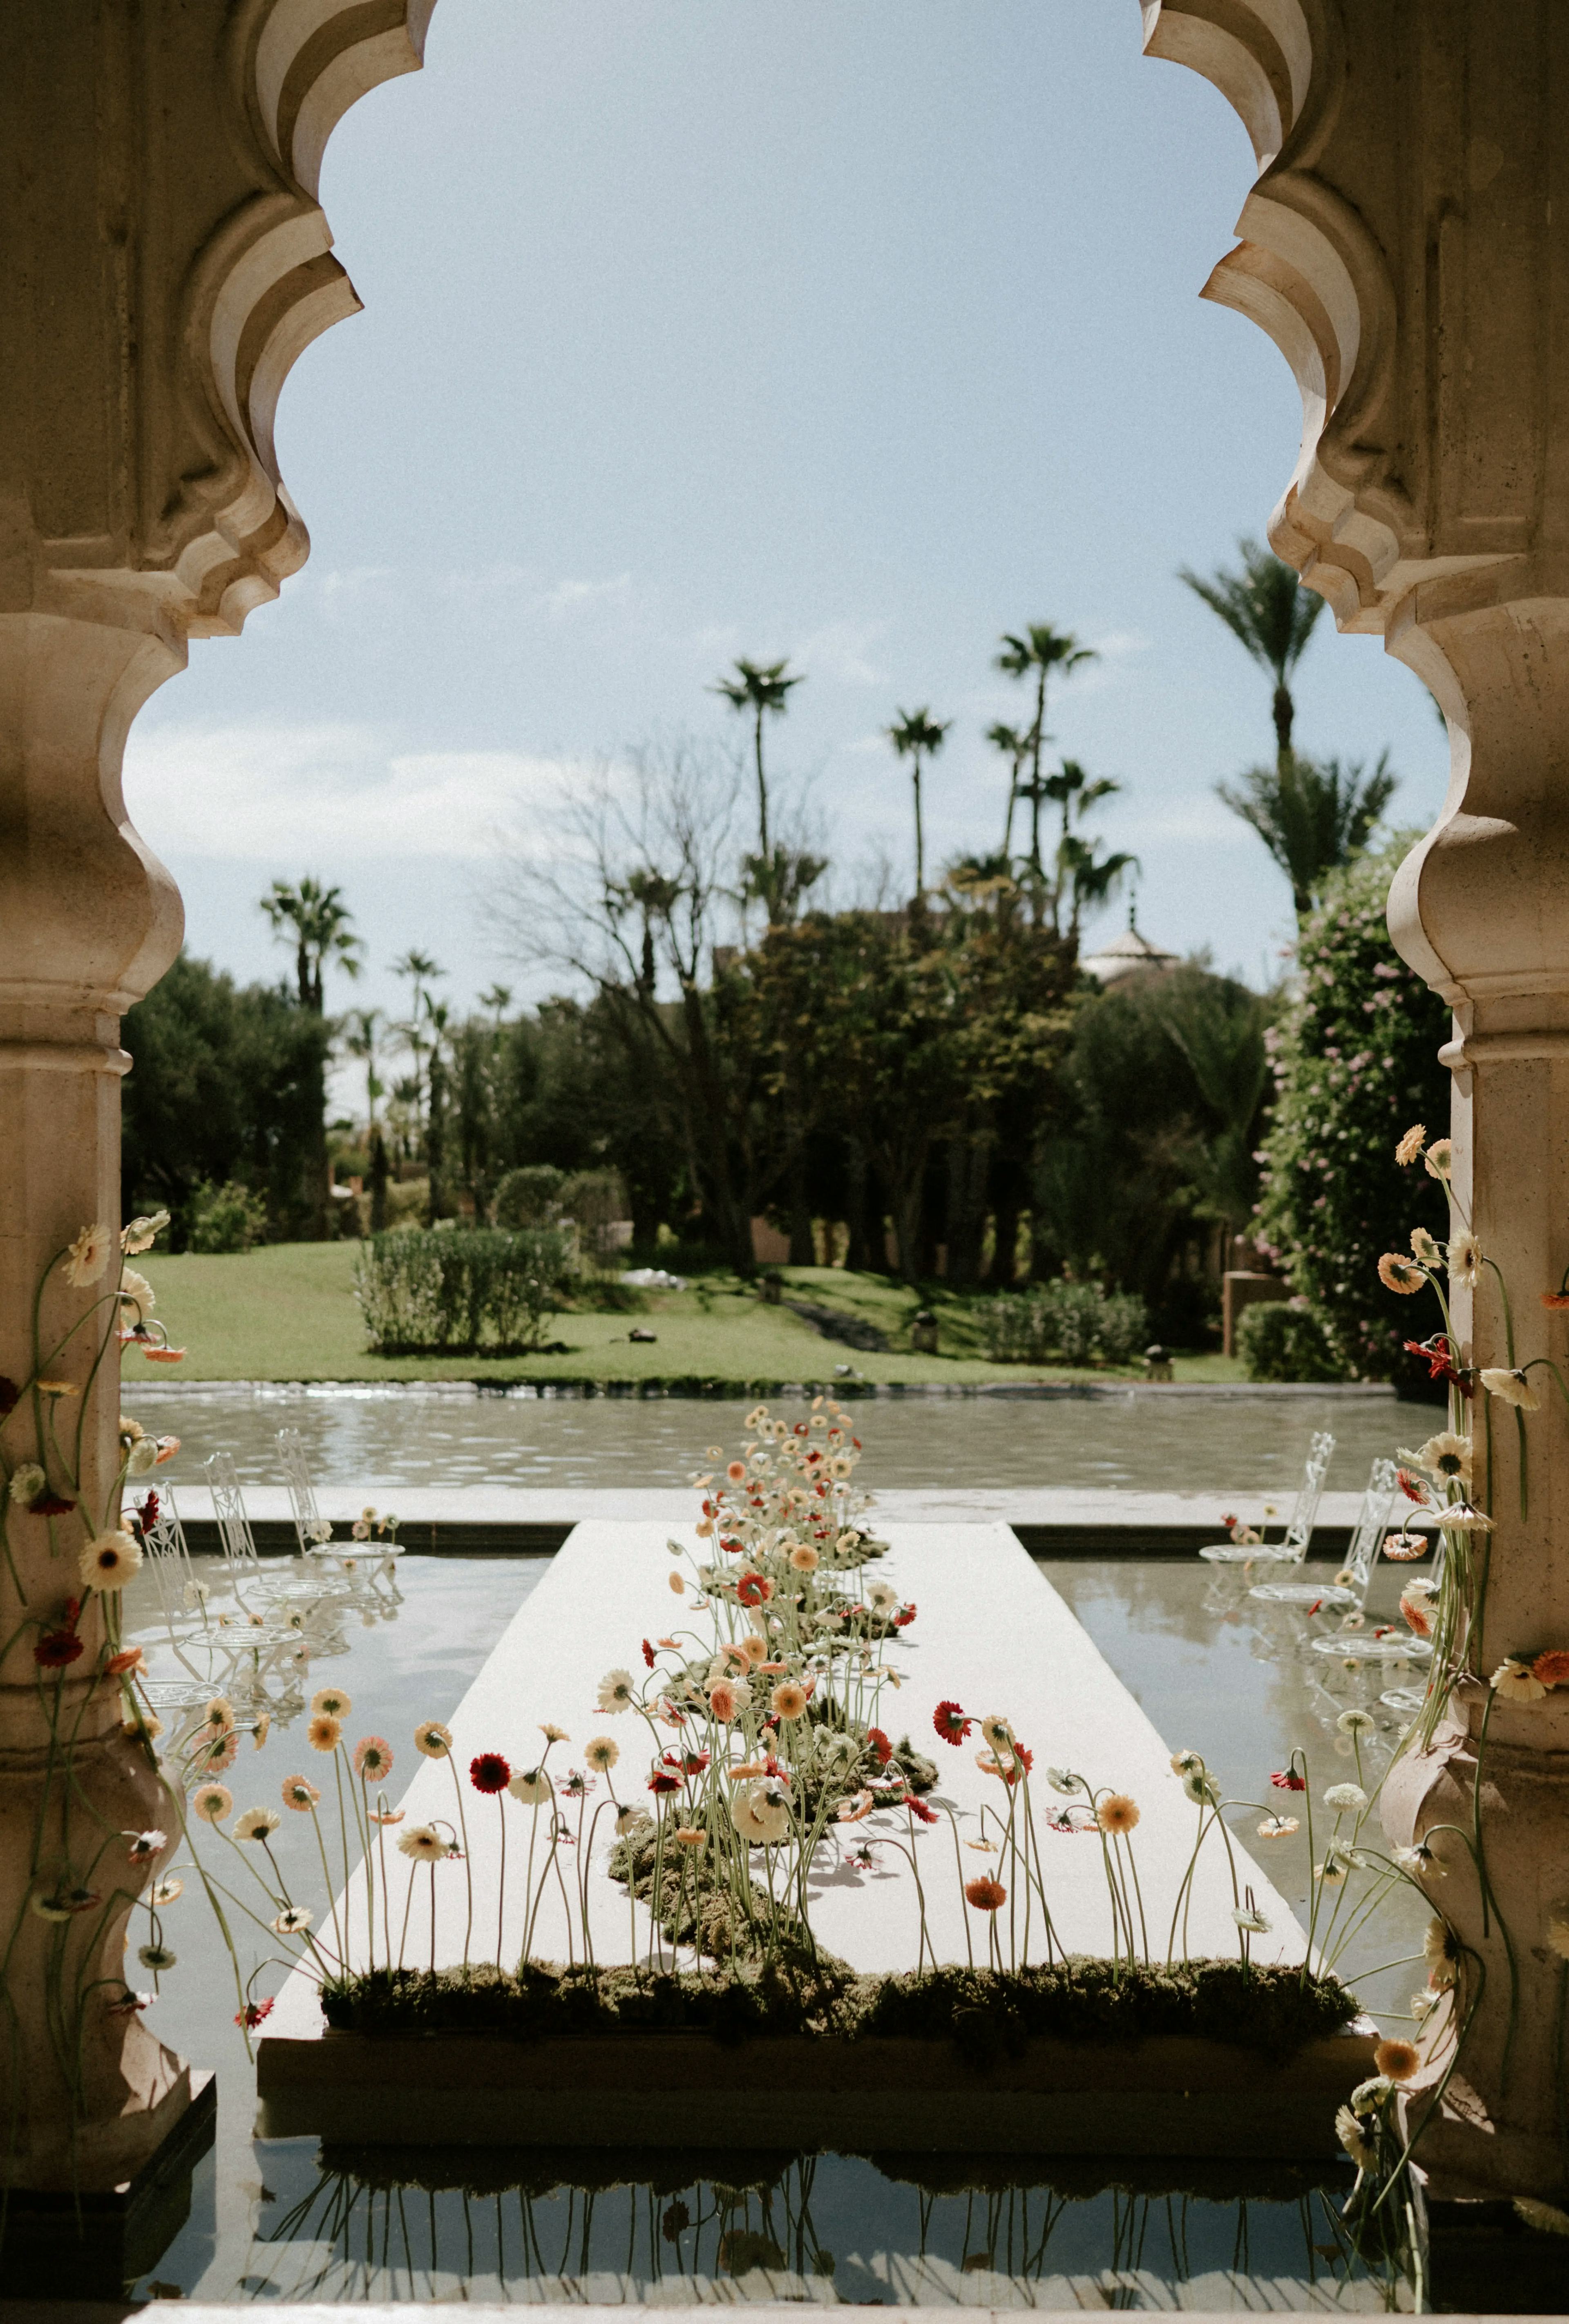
[268,1520,1301,2040]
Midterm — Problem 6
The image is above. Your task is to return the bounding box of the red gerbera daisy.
[1397,1470,1430,1505]
[736,1572,773,1605]
[964,1876,1006,1911]
[1270,1769,1307,1792]
[641,1638,656,1669]
[235,1997,275,2029]
[469,1752,512,1794]
[34,1628,84,1669]
[903,1793,938,1824]
[648,1769,682,1794]
[932,1700,972,1746]
[867,1726,893,1766]
[29,1492,77,1517]
[894,1603,917,1627]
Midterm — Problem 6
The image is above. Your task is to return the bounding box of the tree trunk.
[843,1137,869,1272]
[369,1127,390,1232]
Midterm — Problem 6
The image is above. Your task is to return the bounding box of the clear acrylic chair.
[205,1450,353,1622]
[1313,1531,1444,1665]
[1250,1455,1397,1607]
[277,1425,403,1590]
[132,1486,247,1713]
[1198,1430,1335,1563]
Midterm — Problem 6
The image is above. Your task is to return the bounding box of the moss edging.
[318,1957,1359,2065]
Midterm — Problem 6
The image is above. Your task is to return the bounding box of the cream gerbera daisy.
[64,1222,113,1287]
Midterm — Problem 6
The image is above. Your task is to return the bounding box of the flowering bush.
[1251,847,1450,1379]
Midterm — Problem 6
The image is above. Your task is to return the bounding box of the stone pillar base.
[0,2069,214,2299]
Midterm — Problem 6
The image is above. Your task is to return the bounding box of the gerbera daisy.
[508,1767,552,1805]
[137,1942,177,1972]
[707,1679,742,1722]
[1257,1815,1299,1839]
[80,1530,141,1591]
[397,1825,449,1861]
[770,1680,808,1721]
[124,1828,166,1863]
[414,1719,452,1757]
[281,1776,320,1811]
[64,1221,113,1286]
[597,1668,636,1713]
[1096,1794,1140,1835]
[307,1713,342,1753]
[675,1825,706,1848]
[1424,1137,1453,1181]
[1374,2038,1420,2082]
[736,1572,773,1606]
[312,1687,351,1718]
[1447,1230,1482,1287]
[105,1644,143,1676]
[964,1876,1006,1912]
[470,1751,511,1794]
[1532,1648,1569,1688]
[1377,1252,1426,1295]
[273,1906,313,1935]
[1480,1366,1541,1410]
[585,1736,620,1772]
[1405,1432,1473,1487]
[933,1701,972,1746]
[235,1998,275,2029]
[1491,1657,1548,1702]
[354,1735,393,1781]
[193,1783,232,1823]
[1395,1125,1426,1167]
[33,1628,84,1669]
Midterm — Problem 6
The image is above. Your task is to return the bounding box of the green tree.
[995,624,1097,907]
[1178,537,1324,767]
[1216,750,1399,921]
[1253,843,1451,1380]
[121,953,331,1244]
[709,656,804,864]
[885,706,952,899]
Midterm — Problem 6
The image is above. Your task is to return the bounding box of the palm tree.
[994,624,1098,897]
[479,983,512,1027]
[390,951,445,1134]
[710,657,805,859]
[344,1007,383,1125]
[885,707,952,899]
[259,878,363,1012]
[1216,750,1399,919]
[1178,538,1324,768]
[1057,832,1140,945]
[985,720,1032,855]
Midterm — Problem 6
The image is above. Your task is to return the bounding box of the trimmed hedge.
[980,1280,1149,1367]
[352,1227,575,1355]
[1236,1300,1345,1384]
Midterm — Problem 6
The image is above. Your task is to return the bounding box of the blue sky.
[122,0,1445,1029]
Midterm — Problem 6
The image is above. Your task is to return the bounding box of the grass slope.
[133,1243,1242,1387]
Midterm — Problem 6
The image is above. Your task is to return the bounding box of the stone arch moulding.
[47,0,438,649]
[1138,0,1508,636]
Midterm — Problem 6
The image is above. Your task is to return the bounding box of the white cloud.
[123,722,591,861]
[789,620,890,687]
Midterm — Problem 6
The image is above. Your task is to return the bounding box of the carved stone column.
[1141,0,1569,2199]
[0,0,433,2193]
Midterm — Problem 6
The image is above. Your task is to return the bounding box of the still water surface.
[122,1531,1426,2308]
[129,1382,1412,1495]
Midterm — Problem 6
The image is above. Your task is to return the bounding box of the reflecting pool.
[127,1381,1413,1495]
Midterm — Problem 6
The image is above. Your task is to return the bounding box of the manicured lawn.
[133,1243,1243,1387]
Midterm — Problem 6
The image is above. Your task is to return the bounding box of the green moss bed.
[319,1957,1359,2065]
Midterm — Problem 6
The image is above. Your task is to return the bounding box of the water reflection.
[125,1383,1409,1495]
[239,2143,1410,2310]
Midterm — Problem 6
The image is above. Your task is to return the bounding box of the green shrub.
[559,1168,628,1268]
[493,1165,566,1229]
[1252,845,1451,1380]
[1236,1300,1346,1383]
[980,1279,1148,1367]
[188,1179,268,1254]
[352,1227,575,1355]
